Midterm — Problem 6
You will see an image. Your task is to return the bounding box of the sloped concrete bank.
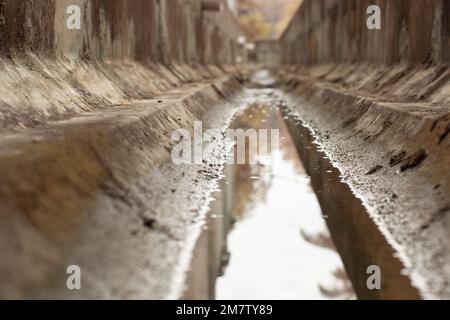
[0,76,247,299]
[172,67,449,300]
[271,0,450,300]
[0,0,248,299]
[0,0,244,132]
[2,0,449,301]
[284,112,421,300]
[278,67,450,299]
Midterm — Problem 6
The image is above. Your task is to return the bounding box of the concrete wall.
[0,0,246,299]
[0,0,241,63]
[280,0,449,65]
[254,40,281,65]
[0,0,243,133]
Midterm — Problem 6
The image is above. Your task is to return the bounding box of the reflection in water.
[230,104,276,219]
[300,230,355,300]
[216,105,355,300]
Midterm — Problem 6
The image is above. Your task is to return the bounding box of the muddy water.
[214,104,354,300]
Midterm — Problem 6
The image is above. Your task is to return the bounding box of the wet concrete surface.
[284,114,421,300]
[1,67,446,299]
[217,105,354,300]
[0,75,245,299]
[185,90,355,300]
[277,65,450,299]
[184,69,441,299]
[1,0,448,301]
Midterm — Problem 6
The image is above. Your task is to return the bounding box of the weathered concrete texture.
[280,0,450,65]
[2,0,449,300]
[0,0,246,299]
[285,112,422,300]
[0,0,244,132]
[253,40,281,65]
[0,75,245,299]
[272,0,450,299]
[278,64,450,299]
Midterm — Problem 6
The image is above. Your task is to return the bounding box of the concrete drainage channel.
[0,67,442,300]
[181,73,421,300]
[1,0,449,302]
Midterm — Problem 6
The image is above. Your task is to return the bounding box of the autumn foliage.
[237,0,303,40]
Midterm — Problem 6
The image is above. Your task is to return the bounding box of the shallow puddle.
[215,105,354,300]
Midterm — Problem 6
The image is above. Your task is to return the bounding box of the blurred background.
[228,0,303,40]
